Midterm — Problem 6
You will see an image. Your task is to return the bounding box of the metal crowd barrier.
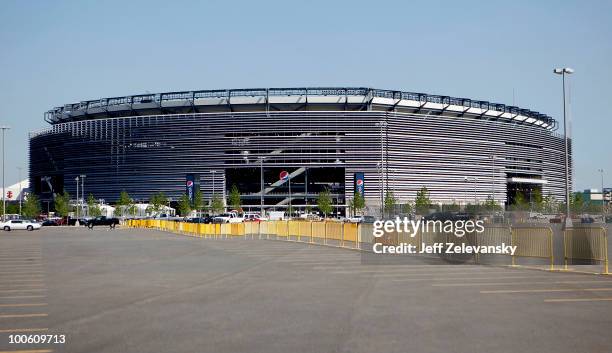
[124,220,608,274]
[563,227,608,274]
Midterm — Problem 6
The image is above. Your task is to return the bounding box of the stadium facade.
[29,87,571,214]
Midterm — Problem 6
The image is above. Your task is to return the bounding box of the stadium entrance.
[225,167,345,215]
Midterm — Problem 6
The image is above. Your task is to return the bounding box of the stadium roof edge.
[43,87,557,130]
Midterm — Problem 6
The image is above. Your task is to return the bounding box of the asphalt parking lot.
[0,226,611,353]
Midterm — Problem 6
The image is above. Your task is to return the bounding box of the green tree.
[542,194,557,213]
[54,190,71,217]
[116,190,133,217]
[532,189,543,212]
[22,194,41,219]
[353,192,365,215]
[384,191,397,217]
[442,202,460,212]
[177,193,192,217]
[415,186,432,215]
[570,192,585,213]
[317,189,333,218]
[87,193,102,217]
[210,194,224,215]
[402,202,414,215]
[483,196,502,213]
[149,192,168,214]
[228,184,241,211]
[193,189,203,214]
[510,192,529,211]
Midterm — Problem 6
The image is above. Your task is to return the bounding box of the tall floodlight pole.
[491,154,496,204]
[75,176,80,220]
[0,126,9,221]
[598,169,605,223]
[258,157,265,216]
[17,166,22,216]
[80,174,86,217]
[553,67,574,227]
[375,120,387,216]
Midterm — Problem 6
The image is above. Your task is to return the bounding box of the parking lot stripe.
[0,303,47,307]
[0,350,53,353]
[0,328,48,333]
[434,280,612,287]
[0,313,48,318]
[481,287,612,294]
[0,295,46,299]
[544,297,612,302]
[391,275,560,282]
[0,289,46,293]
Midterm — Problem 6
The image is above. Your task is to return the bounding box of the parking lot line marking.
[0,327,48,333]
[434,280,612,287]
[0,285,46,290]
[0,350,53,353]
[0,270,45,277]
[392,276,558,282]
[544,297,612,302]
[0,279,45,283]
[0,289,46,293]
[481,287,612,294]
[0,303,47,307]
[0,313,48,318]
[0,295,46,299]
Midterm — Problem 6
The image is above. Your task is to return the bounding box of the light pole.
[75,176,80,221]
[80,174,86,217]
[375,120,388,216]
[258,157,266,216]
[598,168,605,223]
[553,67,574,227]
[490,154,496,204]
[17,166,23,216]
[208,169,220,212]
[0,126,9,221]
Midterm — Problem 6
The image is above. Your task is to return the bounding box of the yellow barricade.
[288,221,300,240]
[343,223,358,246]
[312,222,326,239]
[326,222,342,241]
[275,221,289,238]
[511,226,553,269]
[564,227,608,274]
[298,221,312,241]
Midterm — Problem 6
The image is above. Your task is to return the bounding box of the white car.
[213,211,244,223]
[1,219,42,231]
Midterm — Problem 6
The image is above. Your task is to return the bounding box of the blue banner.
[354,172,365,197]
[186,174,196,204]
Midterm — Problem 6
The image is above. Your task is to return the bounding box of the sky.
[0,0,610,191]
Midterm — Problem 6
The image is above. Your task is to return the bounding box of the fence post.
[603,228,609,275]
[324,221,328,245]
[510,226,515,267]
[356,223,360,249]
[341,222,345,247]
[549,227,554,271]
[563,229,568,271]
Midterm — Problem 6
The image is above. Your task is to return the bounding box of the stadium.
[29,87,570,215]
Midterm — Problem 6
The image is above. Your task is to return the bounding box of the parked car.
[86,216,120,229]
[243,213,265,223]
[42,218,60,226]
[213,211,244,223]
[187,216,214,224]
[1,219,42,231]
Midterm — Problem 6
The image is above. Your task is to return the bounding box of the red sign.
[6,191,12,199]
[279,170,289,181]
